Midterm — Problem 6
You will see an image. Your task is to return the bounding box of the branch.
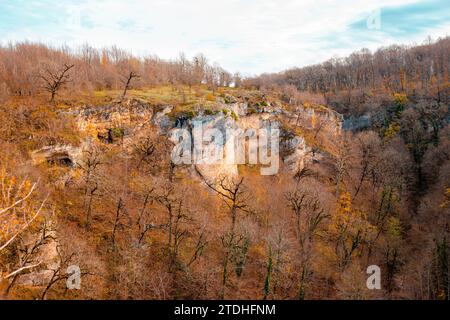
[0,182,38,216]
[5,263,41,279]
[0,196,48,252]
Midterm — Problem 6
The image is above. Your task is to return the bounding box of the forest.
[0,36,449,300]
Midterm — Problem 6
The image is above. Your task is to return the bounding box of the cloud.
[0,0,448,75]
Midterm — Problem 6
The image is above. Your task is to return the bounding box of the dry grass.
[89,85,221,106]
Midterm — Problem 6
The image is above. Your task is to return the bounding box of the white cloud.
[2,0,447,75]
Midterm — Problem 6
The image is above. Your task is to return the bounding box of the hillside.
[0,40,449,300]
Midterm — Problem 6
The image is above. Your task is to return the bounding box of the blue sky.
[0,0,449,75]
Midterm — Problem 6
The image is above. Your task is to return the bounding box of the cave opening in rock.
[47,152,73,167]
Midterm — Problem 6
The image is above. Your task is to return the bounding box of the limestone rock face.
[50,98,342,182]
[31,144,83,167]
[229,102,248,117]
[152,105,174,133]
[294,104,343,137]
[168,109,314,181]
[281,134,311,172]
[72,98,155,140]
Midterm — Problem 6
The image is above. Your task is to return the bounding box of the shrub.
[185,110,197,119]
[231,110,238,121]
[383,122,400,139]
[204,108,216,116]
[247,107,257,115]
[393,93,407,106]
[223,96,233,104]
[110,127,125,138]
[393,93,407,116]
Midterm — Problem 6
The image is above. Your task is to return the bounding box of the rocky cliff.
[33,96,342,182]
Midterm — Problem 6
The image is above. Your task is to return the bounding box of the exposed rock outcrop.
[31,144,83,167]
[47,98,343,182]
[70,98,155,141]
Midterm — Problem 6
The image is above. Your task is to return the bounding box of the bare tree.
[197,172,253,299]
[353,132,381,199]
[155,184,192,270]
[186,227,208,268]
[39,63,74,102]
[6,220,55,294]
[120,71,139,101]
[136,187,155,244]
[40,246,90,300]
[0,176,48,292]
[285,188,327,299]
[265,220,291,299]
[78,146,103,229]
[111,197,127,247]
[334,138,352,197]
[0,181,47,252]
[134,136,156,170]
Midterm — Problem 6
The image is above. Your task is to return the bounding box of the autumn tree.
[285,186,327,299]
[155,184,192,270]
[5,219,55,295]
[329,192,375,270]
[40,245,90,300]
[39,63,74,102]
[0,171,47,291]
[120,71,140,101]
[200,174,253,299]
[78,145,103,229]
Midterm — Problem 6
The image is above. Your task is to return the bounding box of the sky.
[0,0,449,75]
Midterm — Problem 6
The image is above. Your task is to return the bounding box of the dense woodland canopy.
[0,37,449,300]
[245,36,450,113]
